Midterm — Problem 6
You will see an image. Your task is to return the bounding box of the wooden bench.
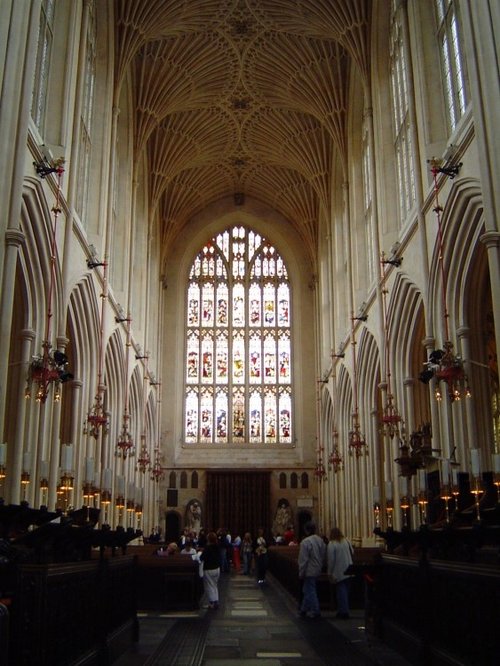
[128,546,203,611]
[9,556,137,666]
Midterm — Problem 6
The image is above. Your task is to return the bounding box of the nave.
[114,570,410,666]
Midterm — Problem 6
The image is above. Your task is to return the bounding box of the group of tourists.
[298,522,354,619]
[152,520,354,618]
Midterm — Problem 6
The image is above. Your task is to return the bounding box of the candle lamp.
[21,471,30,502]
[385,499,394,529]
[81,483,94,523]
[60,473,74,514]
[400,495,410,528]
[126,499,135,527]
[116,495,125,525]
[82,483,94,503]
[56,483,64,509]
[40,477,49,507]
[440,483,452,524]
[451,481,460,512]
[417,490,428,525]
[135,504,143,531]
[100,489,111,525]
[60,474,73,490]
[470,476,483,522]
[373,502,381,529]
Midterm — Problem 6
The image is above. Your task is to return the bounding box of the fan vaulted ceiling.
[115,0,371,262]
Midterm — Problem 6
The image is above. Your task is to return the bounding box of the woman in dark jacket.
[200,531,221,609]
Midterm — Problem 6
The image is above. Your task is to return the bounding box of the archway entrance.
[165,510,181,543]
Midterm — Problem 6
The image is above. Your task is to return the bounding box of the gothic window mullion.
[185,225,291,446]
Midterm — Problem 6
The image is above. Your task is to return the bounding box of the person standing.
[200,531,221,609]
[232,534,242,572]
[241,532,253,575]
[298,521,326,619]
[327,527,354,619]
[255,527,268,584]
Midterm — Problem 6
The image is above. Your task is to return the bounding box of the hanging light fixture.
[379,252,404,439]
[116,314,134,458]
[25,159,73,403]
[314,379,327,480]
[135,354,157,473]
[314,437,327,481]
[348,312,368,457]
[150,449,166,483]
[419,159,471,402]
[328,429,344,473]
[83,254,109,438]
[136,436,151,474]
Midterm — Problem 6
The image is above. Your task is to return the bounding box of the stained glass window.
[184,226,292,445]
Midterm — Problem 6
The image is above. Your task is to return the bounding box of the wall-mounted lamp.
[33,149,65,179]
[427,149,462,180]
[115,305,131,323]
[381,254,403,268]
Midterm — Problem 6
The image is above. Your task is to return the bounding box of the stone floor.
[113,570,413,665]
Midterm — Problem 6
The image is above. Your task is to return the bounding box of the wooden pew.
[128,546,203,611]
[10,555,137,666]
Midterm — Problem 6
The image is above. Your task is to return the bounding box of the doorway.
[165,510,181,543]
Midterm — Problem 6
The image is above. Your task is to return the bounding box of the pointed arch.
[183,224,293,446]
[387,273,428,430]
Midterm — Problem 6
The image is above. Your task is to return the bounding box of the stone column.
[9,328,36,504]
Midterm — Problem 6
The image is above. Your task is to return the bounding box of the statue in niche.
[272,498,293,537]
[185,498,202,535]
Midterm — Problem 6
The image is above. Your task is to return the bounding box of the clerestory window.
[184,225,292,446]
[75,0,96,223]
[389,0,416,221]
[31,0,55,133]
[435,0,469,134]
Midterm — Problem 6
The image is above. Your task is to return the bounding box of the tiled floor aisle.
[114,570,412,665]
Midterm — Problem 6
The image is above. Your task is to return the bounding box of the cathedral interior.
[0,1,499,664]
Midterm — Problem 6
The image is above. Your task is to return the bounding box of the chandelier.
[136,435,151,473]
[116,314,134,458]
[328,430,344,473]
[313,429,327,479]
[25,345,73,403]
[348,311,368,457]
[116,414,134,458]
[26,159,73,403]
[419,159,470,402]
[379,252,405,439]
[84,254,109,437]
[83,391,109,439]
[348,419,367,458]
[150,450,166,483]
[314,462,327,480]
[419,341,471,402]
[380,393,403,438]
